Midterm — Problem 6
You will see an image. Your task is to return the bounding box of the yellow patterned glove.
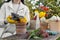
[19,17,27,24]
[7,16,16,24]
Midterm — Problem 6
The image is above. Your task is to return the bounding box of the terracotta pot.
[40,22,48,30]
[16,25,26,29]
[48,21,60,32]
[16,22,27,35]
[16,22,26,26]
[30,20,36,30]
[16,28,27,34]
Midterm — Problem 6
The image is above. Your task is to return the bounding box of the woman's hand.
[7,16,16,24]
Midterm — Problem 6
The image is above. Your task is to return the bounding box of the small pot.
[16,28,27,34]
[16,22,27,35]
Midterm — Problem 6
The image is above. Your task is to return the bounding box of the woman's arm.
[25,7,30,27]
[0,4,6,26]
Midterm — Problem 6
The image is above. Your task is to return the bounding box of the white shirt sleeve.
[25,7,30,27]
[0,4,6,25]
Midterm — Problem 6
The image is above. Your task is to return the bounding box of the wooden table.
[2,32,29,40]
[0,33,59,40]
[42,34,60,40]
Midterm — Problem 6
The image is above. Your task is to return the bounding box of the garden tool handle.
[11,13,24,21]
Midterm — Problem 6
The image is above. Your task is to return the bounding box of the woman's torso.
[4,1,27,19]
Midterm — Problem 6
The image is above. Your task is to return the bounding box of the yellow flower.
[39,12,46,18]
[34,9,39,16]
[35,10,39,12]
[34,9,39,14]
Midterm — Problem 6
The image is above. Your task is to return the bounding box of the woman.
[0,0,30,38]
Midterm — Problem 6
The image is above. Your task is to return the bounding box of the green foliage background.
[25,0,60,19]
[0,0,3,7]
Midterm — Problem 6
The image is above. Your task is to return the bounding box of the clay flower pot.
[15,22,27,35]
